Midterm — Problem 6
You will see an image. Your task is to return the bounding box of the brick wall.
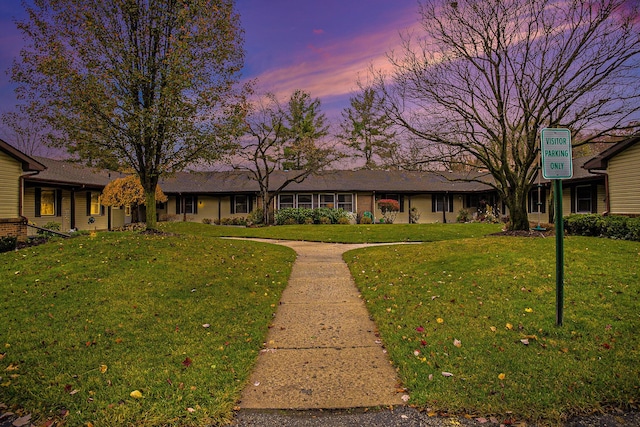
[0,217,28,241]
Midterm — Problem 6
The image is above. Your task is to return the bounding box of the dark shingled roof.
[28,157,123,188]
[21,156,604,194]
[159,169,495,194]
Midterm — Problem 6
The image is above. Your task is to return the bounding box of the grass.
[2,222,638,426]
[345,235,640,424]
[158,221,503,243]
[0,231,295,426]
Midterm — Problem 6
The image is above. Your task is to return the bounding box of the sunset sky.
[0,0,421,121]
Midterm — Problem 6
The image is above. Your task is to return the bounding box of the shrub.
[564,214,640,241]
[360,216,373,224]
[319,216,331,224]
[275,207,350,225]
[456,209,470,223]
[283,218,297,225]
[202,218,212,224]
[564,214,605,236]
[37,221,62,237]
[377,199,400,224]
[337,216,350,225]
[627,217,640,241]
[410,207,421,223]
[247,208,265,226]
[0,236,17,253]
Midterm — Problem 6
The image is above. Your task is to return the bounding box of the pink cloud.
[313,29,324,35]
[252,9,419,110]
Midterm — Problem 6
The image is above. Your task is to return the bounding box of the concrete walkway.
[236,239,407,410]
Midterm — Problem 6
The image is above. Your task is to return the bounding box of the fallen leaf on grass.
[436,318,444,324]
[416,326,425,332]
[11,414,31,427]
[498,373,506,380]
[520,339,529,345]
[130,390,142,399]
[186,407,196,413]
[442,372,454,377]
[5,364,18,371]
[490,326,497,332]
[506,323,513,330]
[202,324,210,328]
[182,357,192,367]
[99,365,107,374]
[453,339,462,348]
[401,394,410,402]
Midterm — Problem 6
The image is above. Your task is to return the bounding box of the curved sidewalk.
[236,239,407,410]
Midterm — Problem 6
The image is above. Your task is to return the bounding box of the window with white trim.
[319,194,335,208]
[297,194,313,209]
[337,193,354,212]
[278,194,294,209]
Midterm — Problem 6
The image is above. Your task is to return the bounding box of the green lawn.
[346,235,640,424]
[1,223,638,426]
[158,221,503,243]
[1,231,295,426]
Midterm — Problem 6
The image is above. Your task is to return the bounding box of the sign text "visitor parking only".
[541,128,573,180]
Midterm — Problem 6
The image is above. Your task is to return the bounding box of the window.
[575,185,593,213]
[231,195,252,214]
[35,188,61,217]
[297,194,313,209]
[432,194,453,212]
[90,192,101,215]
[176,195,198,214]
[337,194,354,212]
[40,190,56,216]
[528,186,546,213]
[319,194,335,208]
[278,194,294,209]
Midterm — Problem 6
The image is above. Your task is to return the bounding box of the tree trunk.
[145,190,157,229]
[506,188,530,231]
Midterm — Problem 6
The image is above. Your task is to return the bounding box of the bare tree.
[231,92,339,224]
[0,109,49,157]
[374,0,640,230]
[12,0,248,228]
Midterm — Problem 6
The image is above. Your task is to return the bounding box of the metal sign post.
[540,128,572,326]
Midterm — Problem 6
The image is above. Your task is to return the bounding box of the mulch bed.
[490,228,556,238]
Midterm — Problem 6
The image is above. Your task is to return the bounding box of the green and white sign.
[541,128,572,179]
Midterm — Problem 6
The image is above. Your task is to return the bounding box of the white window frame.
[319,193,335,209]
[297,194,314,209]
[278,194,295,209]
[337,193,354,212]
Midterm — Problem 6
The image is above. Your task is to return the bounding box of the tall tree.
[0,109,49,157]
[231,92,339,224]
[282,90,330,170]
[12,0,248,228]
[338,87,397,169]
[374,0,640,230]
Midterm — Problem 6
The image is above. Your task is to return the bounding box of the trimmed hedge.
[274,207,350,225]
[564,214,640,241]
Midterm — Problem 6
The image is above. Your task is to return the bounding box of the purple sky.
[0,0,420,121]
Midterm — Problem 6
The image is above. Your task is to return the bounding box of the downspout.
[408,195,412,224]
[218,196,222,223]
